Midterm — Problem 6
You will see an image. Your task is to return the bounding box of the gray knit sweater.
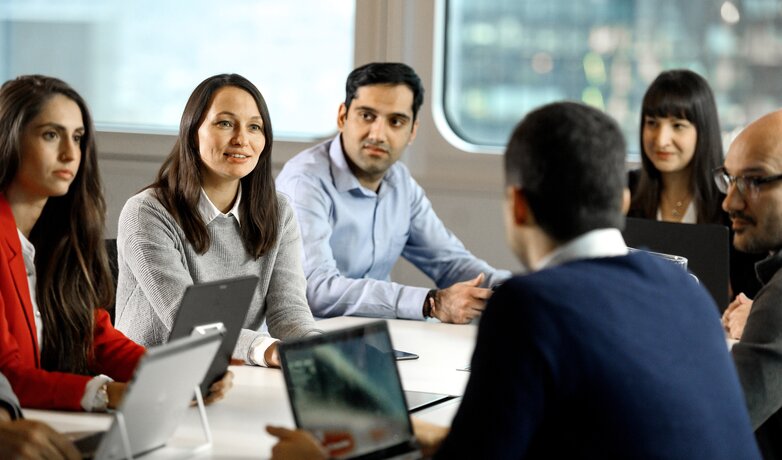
[114,189,320,361]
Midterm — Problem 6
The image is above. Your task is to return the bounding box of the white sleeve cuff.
[81,374,114,412]
[249,337,279,367]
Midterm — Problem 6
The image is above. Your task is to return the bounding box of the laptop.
[279,321,422,460]
[168,275,258,395]
[74,330,223,459]
[623,217,730,310]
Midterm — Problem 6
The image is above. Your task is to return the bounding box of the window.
[0,0,355,139]
[442,0,782,157]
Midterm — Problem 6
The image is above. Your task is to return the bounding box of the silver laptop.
[279,320,422,460]
[73,330,223,459]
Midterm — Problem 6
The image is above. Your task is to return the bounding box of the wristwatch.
[422,289,437,318]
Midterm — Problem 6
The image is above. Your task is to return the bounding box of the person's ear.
[508,186,532,226]
[337,103,348,131]
[621,187,631,215]
[408,119,420,145]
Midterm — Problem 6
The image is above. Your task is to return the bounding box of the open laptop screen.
[280,321,415,459]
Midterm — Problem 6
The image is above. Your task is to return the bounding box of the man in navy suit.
[267,102,760,459]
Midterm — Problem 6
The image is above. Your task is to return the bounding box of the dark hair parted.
[150,74,277,258]
[505,101,627,242]
[0,75,112,374]
[345,62,425,121]
[630,69,723,223]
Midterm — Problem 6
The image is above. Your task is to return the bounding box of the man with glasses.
[716,110,782,459]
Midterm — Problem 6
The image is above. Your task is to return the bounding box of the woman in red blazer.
[0,75,145,411]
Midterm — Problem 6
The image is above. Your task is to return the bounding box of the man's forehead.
[726,122,782,173]
[352,84,414,114]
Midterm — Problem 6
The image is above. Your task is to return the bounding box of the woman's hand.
[204,370,234,405]
[264,342,281,368]
[106,382,127,410]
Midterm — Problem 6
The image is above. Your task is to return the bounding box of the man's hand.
[432,273,492,324]
[722,293,753,340]
[411,417,449,457]
[0,419,80,460]
[266,426,328,460]
[204,370,234,405]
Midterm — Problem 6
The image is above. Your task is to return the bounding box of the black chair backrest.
[105,238,119,323]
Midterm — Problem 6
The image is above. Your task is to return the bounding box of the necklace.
[662,192,691,219]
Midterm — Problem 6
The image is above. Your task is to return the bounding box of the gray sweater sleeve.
[116,191,320,363]
[263,198,321,339]
[115,193,199,346]
[0,372,22,420]
[233,197,322,358]
[732,273,782,429]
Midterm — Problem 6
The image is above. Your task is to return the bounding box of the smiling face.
[197,86,265,191]
[337,83,419,191]
[642,115,698,176]
[8,93,83,202]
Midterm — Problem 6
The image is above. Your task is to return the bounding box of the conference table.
[25,317,478,459]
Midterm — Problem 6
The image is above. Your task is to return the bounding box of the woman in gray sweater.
[114,74,320,367]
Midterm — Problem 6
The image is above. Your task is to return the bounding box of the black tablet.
[167,275,258,396]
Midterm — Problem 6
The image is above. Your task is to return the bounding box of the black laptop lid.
[623,217,730,310]
[168,275,258,395]
[279,321,417,460]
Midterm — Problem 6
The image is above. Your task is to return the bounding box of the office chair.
[105,238,119,324]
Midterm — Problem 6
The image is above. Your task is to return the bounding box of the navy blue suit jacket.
[436,252,759,459]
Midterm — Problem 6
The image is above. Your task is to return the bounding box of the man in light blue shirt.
[276,62,509,323]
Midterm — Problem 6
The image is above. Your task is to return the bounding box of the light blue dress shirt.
[276,135,510,320]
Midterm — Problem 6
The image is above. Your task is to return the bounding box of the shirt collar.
[328,134,398,197]
[197,183,242,226]
[16,228,34,262]
[534,228,629,271]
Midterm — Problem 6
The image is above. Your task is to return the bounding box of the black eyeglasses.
[713,167,782,198]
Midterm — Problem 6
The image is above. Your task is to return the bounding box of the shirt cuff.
[397,286,432,320]
[249,336,280,367]
[81,374,114,412]
[0,400,22,420]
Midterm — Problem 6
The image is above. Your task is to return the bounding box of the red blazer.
[0,196,145,410]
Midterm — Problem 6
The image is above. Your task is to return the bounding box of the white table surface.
[25,317,477,459]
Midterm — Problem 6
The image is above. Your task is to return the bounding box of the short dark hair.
[150,73,278,258]
[344,62,425,120]
[631,69,723,223]
[505,101,627,242]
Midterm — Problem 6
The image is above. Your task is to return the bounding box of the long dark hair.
[630,69,723,223]
[150,74,277,257]
[0,75,112,374]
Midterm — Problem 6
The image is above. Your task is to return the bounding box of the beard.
[731,210,782,254]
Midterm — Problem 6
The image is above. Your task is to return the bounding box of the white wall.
[97,0,525,291]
